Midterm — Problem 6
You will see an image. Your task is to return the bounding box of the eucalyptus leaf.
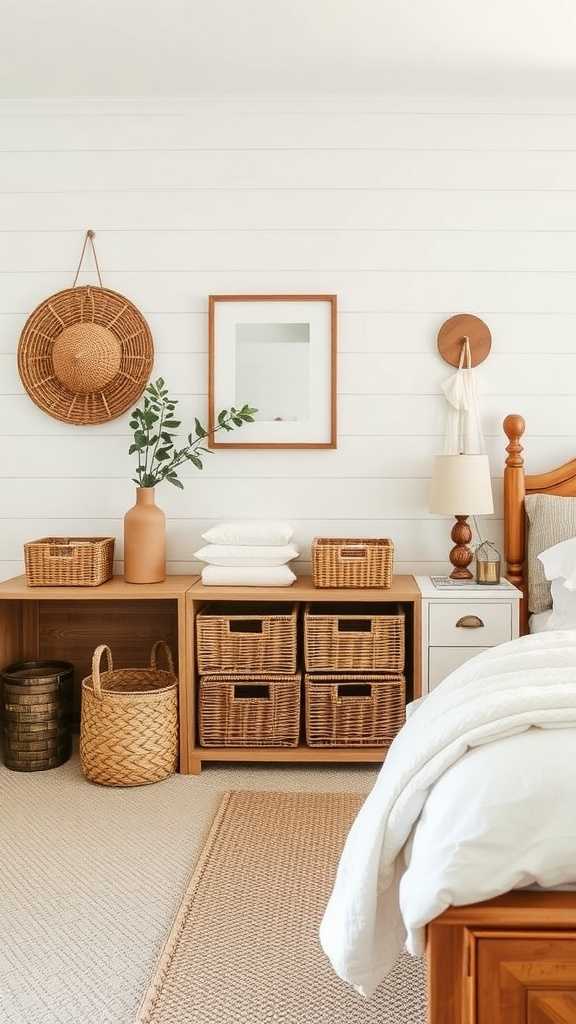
[129,377,255,493]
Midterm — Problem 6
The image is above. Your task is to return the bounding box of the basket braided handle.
[150,640,175,675]
[91,644,113,699]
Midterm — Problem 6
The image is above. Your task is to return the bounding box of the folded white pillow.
[538,536,576,590]
[195,543,299,567]
[202,521,294,546]
[201,565,296,587]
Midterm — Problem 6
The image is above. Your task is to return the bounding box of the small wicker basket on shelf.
[24,537,115,587]
[196,603,298,674]
[312,538,394,589]
[305,672,405,748]
[304,603,405,673]
[80,641,178,787]
[199,672,301,748]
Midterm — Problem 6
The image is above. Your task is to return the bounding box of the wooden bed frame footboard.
[427,892,576,1023]
[426,414,576,1022]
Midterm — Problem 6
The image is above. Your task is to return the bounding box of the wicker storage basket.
[196,602,298,674]
[305,672,405,748]
[24,537,115,587]
[312,538,394,589]
[304,603,405,673]
[199,673,301,748]
[1,660,73,772]
[80,642,178,787]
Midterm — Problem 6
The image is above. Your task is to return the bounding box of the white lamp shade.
[429,454,494,515]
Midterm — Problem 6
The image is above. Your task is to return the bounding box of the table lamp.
[429,454,494,580]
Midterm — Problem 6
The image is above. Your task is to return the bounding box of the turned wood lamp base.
[449,514,474,580]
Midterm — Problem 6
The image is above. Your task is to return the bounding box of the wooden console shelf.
[0,574,198,772]
[185,575,421,774]
[0,573,420,776]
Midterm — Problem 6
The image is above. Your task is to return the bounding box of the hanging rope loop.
[72,229,103,288]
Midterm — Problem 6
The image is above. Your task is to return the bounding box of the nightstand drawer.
[429,602,511,647]
[429,646,489,690]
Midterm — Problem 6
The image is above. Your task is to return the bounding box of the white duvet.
[320,630,576,997]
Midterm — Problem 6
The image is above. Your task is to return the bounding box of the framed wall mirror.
[208,294,337,449]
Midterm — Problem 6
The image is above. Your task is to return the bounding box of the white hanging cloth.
[441,338,486,454]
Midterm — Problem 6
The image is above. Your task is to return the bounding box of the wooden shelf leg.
[185,758,202,775]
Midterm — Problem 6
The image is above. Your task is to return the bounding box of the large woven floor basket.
[80,642,178,787]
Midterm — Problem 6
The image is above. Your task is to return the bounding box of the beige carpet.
[0,750,383,1024]
[137,791,426,1024]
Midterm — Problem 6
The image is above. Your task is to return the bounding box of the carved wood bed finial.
[503,414,527,629]
[504,414,525,468]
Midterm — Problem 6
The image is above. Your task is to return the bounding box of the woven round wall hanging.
[18,231,154,425]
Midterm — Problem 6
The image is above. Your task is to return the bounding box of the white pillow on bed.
[538,536,576,590]
[537,538,576,629]
[547,579,576,629]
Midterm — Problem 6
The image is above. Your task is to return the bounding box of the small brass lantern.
[475,540,501,586]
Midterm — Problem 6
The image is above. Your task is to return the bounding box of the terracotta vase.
[123,487,166,584]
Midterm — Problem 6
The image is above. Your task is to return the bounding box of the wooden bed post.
[503,414,527,632]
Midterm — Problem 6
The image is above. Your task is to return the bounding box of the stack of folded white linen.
[194,521,299,586]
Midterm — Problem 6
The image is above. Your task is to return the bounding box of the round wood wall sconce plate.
[437,313,492,368]
[18,286,154,425]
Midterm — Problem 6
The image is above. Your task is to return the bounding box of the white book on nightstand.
[416,575,523,694]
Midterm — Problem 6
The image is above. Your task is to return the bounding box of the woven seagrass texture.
[312,538,394,588]
[80,642,178,787]
[24,536,115,587]
[196,602,298,674]
[136,790,426,1024]
[199,673,301,747]
[305,673,406,747]
[304,603,405,672]
[18,285,154,425]
[1,660,73,771]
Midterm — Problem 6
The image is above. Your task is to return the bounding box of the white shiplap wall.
[1,95,576,580]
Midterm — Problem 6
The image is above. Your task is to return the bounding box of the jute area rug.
[136,791,426,1024]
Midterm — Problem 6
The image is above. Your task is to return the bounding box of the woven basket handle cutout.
[150,640,175,675]
[91,645,113,699]
[339,545,368,559]
[72,230,103,288]
[48,542,76,558]
[332,683,374,704]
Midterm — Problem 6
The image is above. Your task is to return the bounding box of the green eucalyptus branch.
[129,378,257,490]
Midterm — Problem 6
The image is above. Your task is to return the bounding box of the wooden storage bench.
[186,576,421,773]
[0,573,421,775]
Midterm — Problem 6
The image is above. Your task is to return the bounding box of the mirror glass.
[235,322,310,422]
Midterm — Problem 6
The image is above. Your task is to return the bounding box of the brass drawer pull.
[455,615,484,629]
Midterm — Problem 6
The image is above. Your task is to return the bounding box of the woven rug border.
[135,790,233,1024]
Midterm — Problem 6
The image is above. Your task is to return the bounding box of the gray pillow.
[525,493,576,613]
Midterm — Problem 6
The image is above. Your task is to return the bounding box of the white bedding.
[320,631,576,997]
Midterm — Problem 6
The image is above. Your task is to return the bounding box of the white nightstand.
[416,576,523,694]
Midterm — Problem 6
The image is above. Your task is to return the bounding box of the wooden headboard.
[504,413,576,633]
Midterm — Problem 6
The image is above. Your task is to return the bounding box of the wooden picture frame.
[208,294,337,449]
